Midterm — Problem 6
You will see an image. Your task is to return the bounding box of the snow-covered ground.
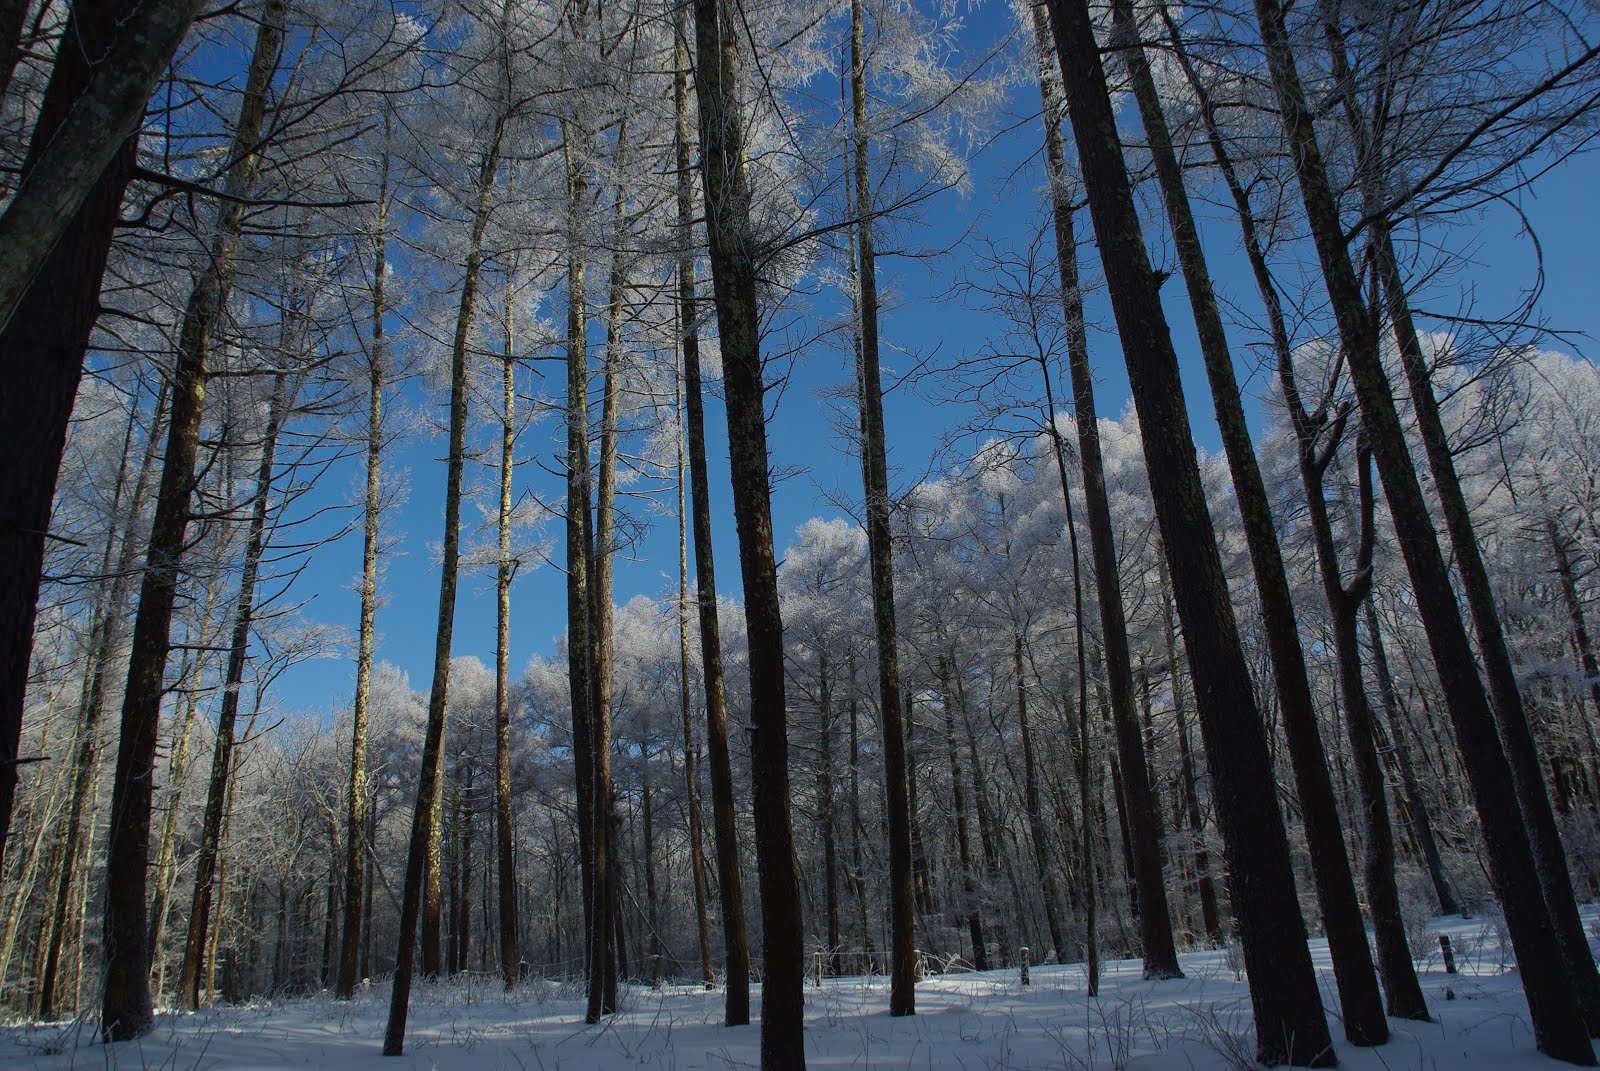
[0,913,1581,1069]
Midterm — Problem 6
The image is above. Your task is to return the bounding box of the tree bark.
[495,260,520,990]
[848,0,916,1015]
[691,1,806,1063]
[1114,0,1387,1030]
[177,367,290,1009]
[0,0,189,880]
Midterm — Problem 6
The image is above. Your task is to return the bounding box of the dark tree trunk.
[100,0,283,1034]
[1251,0,1593,1060]
[1044,1,1334,1062]
[675,8,750,1025]
[673,304,715,989]
[848,0,915,1014]
[1318,0,1600,1029]
[1029,0,1180,981]
[0,0,185,881]
[1161,582,1222,945]
[1161,7,1423,1020]
[937,658,986,971]
[1013,634,1069,966]
[691,1,806,1063]
[820,654,842,960]
[1114,0,1384,1034]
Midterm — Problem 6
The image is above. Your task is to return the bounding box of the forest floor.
[0,911,1580,1069]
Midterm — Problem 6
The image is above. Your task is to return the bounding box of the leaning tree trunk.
[99,0,284,1036]
[1162,12,1426,1003]
[382,106,505,1057]
[674,10,750,1025]
[178,367,291,1010]
[1315,0,1600,1030]
[0,0,197,882]
[1044,1,1333,1063]
[337,133,390,1001]
[848,0,916,1017]
[1112,0,1388,1034]
[691,0,806,1065]
[1028,1,1180,980]
[1250,0,1593,1060]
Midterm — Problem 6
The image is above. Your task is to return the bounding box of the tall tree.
[100,0,287,1037]
[1044,0,1334,1063]
[1028,0,1180,981]
[337,129,392,1001]
[848,0,916,1018]
[382,78,507,1056]
[674,8,750,1026]
[1108,0,1388,1039]
[0,0,201,877]
[691,0,806,1065]
[1250,0,1594,1060]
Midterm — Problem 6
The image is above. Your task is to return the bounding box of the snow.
[1,913,1583,1069]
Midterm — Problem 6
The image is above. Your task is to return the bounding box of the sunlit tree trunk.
[339,134,391,1001]
[100,0,284,1035]
[178,367,291,1009]
[383,104,505,1056]
[495,259,520,990]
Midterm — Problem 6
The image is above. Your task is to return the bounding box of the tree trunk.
[691,1,806,1063]
[0,0,188,882]
[937,657,986,971]
[1044,2,1334,1062]
[0,0,202,332]
[37,383,166,1020]
[338,149,389,1000]
[1318,0,1600,1030]
[819,653,842,962]
[585,174,628,1021]
[1029,0,1181,981]
[1115,0,1387,1031]
[1013,634,1069,966]
[495,257,520,989]
[675,9,750,1024]
[848,0,916,1015]
[1160,581,1222,944]
[99,0,283,1034]
[178,368,290,1009]
[1251,0,1592,1060]
[382,105,504,1056]
[674,317,715,989]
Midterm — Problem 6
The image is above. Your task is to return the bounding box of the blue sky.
[263,11,1600,719]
